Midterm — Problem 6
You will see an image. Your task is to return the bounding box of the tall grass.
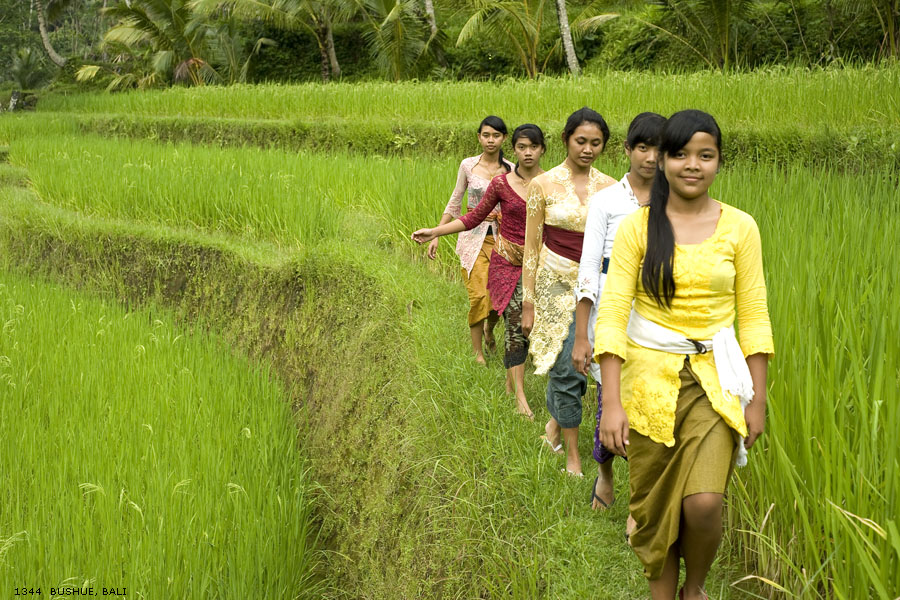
[3,131,630,253]
[36,66,900,133]
[714,167,900,598]
[0,271,320,598]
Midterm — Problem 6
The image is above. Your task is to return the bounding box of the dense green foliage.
[3,0,900,90]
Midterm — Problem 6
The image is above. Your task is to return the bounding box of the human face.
[478,125,505,155]
[564,123,605,168]
[513,137,544,170]
[625,141,659,184]
[661,132,720,201]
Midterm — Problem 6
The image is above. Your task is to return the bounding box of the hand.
[521,302,534,338]
[411,228,437,245]
[599,401,629,457]
[743,397,766,449]
[571,336,593,375]
[426,238,439,259]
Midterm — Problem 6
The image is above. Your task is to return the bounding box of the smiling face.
[661,131,720,201]
[625,141,659,184]
[478,125,506,154]
[564,122,605,168]
[513,136,544,170]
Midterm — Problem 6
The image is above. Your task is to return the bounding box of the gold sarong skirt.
[627,357,740,579]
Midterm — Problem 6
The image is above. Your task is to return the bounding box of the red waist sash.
[543,224,584,262]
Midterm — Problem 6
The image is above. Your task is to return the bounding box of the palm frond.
[75,64,103,82]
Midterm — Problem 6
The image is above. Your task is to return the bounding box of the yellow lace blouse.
[593,203,774,446]
[523,163,616,374]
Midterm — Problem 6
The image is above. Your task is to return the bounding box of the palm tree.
[833,0,900,58]
[457,0,551,78]
[554,0,580,75]
[645,0,753,70]
[101,0,217,85]
[458,0,618,78]
[9,47,51,89]
[34,0,69,67]
[191,0,342,81]
[345,0,439,80]
[77,0,273,88]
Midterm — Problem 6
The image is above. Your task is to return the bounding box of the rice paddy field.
[0,271,319,598]
[0,67,898,599]
[35,67,900,131]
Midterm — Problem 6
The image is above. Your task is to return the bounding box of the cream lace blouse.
[523,163,616,374]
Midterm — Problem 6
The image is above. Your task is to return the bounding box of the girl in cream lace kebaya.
[521,108,616,476]
[427,116,514,365]
[594,111,773,600]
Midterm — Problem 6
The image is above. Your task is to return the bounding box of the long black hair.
[642,109,723,308]
[510,123,545,178]
[562,107,610,148]
[479,116,512,173]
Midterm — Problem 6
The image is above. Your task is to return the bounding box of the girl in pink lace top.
[412,124,547,419]
[426,116,514,365]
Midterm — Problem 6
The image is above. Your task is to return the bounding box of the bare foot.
[515,394,534,421]
[682,586,710,600]
[591,466,615,510]
[475,354,487,366]
[483,321,496,354]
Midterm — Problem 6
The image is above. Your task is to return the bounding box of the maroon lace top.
[460,173,527,314]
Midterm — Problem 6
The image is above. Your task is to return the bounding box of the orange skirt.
[461,236,495,326]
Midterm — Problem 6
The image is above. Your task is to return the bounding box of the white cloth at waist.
[625,308,754,467]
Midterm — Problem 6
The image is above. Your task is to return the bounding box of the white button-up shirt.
[576,173,642,380]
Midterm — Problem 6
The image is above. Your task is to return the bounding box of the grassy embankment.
[2,72,899,599]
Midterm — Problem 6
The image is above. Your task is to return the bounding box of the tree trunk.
[35,0,67,67]
[324,17,342,79]
[423,0,438,37]
[316,22,331,82]
[9,91,22,112]
[554,0,580,76]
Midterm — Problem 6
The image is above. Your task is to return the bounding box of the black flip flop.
[590,475,613,509]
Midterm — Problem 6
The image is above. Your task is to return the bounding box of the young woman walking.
[521,107,616,476]
[428,116,514,365]
[412,124,547,419]
[570,112,666,513]
[594,110,773,599]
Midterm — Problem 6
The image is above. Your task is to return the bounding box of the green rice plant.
[7,133,346,247]
[0,270,321,598]
[714,166,900,598]
[36,65,900,133]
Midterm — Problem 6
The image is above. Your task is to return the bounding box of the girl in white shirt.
[571,113,666,512]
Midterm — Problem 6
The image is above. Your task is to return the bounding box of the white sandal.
[540,434,564,455]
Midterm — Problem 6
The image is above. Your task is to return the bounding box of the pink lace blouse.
[443,154,514,274]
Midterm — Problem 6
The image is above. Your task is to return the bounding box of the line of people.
[411,108,774,600]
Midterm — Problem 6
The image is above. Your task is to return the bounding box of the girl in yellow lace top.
[594,110,773,600]
[522,107,616,476]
